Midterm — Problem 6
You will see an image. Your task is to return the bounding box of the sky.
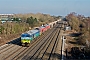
[0,0,90,16]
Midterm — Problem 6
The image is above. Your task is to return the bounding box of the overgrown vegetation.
[66,12,90,54]
[26,16,39,28]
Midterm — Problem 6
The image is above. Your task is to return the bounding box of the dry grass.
[0,33,21,46]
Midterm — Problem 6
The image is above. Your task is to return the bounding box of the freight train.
[21,20,60,46]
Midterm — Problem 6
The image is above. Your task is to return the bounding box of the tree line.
[66,12,90,53]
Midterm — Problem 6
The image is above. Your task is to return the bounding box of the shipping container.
[38,26,45,35]
[44,24,50,30]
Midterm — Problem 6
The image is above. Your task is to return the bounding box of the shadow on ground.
[6,37,21,46]
[67,47,90,60]
[69,33,82,37]
[68,41,78,44]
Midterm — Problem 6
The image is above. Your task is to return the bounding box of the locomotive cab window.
[21,34,30,37]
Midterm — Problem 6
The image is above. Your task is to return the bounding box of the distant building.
[64,26,71,31]
[0,14,14,23]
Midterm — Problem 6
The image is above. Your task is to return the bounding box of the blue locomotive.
[21,30,40,46]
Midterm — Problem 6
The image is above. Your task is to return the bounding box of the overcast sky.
[0,0,90,16]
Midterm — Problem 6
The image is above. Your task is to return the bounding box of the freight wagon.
[49,21,57,28]
[36,26,46,35]
[44,24,50,30]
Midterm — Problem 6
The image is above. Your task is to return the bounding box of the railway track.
[0,37,21,52]
[0,38,21,54]
[0,23,64,60]
[36,24,61,60]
